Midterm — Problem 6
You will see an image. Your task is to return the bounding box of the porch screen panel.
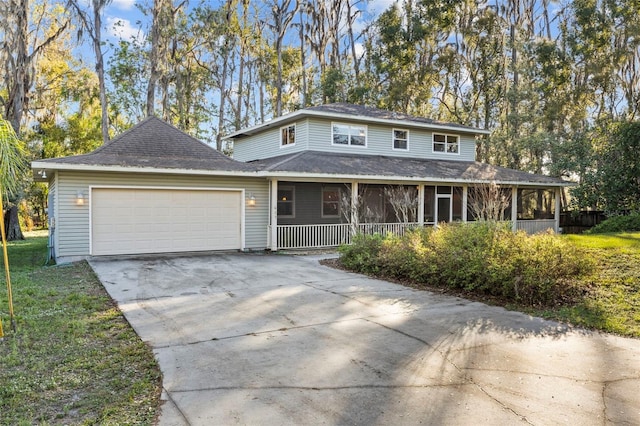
[453,187,463,221]
[424,186,435,223]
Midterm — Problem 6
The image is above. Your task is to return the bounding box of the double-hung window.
[433,133,459,154]
[281,124,296,146]
[332,123,367,146]
[393,129,409,150]
[322,188,340,217]
[277,186,295,217]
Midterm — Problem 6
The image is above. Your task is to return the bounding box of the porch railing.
[276,222,420,249]
[275,220,557,249]
[516,219,557,234]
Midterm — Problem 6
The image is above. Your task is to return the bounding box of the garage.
[91,187,243,256]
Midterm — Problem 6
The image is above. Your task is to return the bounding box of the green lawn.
[0,233,162,425]
[525,232,640,337]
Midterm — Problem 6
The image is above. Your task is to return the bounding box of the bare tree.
[146,0,178,118]
[467,182,512,221]
[267,0,299,117]
[70,0,111,144]
[0,0,69,135]
[384,185,418,223]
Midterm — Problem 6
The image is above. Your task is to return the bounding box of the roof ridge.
[261,151,309,171]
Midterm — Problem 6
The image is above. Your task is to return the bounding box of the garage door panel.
[92,188,242,255]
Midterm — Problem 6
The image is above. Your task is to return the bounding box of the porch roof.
[250,151,572,187]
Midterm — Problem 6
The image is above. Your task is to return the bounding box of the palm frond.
[0,119,28,198]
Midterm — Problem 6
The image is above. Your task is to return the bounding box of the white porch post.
[555,187,561,233]
[511,186,518,232]
[270,179,278,250]
[462,185,468,222]
[351,181,358,234]
[418,184,425,226]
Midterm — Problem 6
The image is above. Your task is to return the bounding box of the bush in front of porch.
[338,222,595,307]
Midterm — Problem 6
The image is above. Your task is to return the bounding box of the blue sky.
[102,0,397,46]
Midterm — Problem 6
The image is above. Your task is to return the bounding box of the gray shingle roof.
[34,116,569,186]
[37,116,253,172]
[250,151,569,186]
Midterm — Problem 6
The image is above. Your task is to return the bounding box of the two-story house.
[32,103,570,262]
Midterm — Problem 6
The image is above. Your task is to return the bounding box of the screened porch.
[268,181,561,250]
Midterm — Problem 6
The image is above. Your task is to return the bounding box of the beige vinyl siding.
[306,118,477,161]
[55,171,268,260]
[232,119,310,161]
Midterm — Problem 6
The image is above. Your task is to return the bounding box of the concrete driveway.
[89,253,640,425]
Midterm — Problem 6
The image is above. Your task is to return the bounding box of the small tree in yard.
[468,181,512,222]
[1,118,27,334]
[384,185,418,223]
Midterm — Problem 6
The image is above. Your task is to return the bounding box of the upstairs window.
[281,124,296,146]
[393,129,409,150]
[277,186,295,217]
[332,123,367,147]
[433,133,459,154]
[322,188,341,217]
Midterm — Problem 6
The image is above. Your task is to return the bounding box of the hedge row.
[338,222,595,307]
[588,213,640,234]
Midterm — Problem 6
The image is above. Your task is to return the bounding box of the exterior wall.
[277,182,346,226]
[49,173,59,259]
[54,171,269,261]
[232,117,477,162]
[306,118,476,161]
[232,119,310,161]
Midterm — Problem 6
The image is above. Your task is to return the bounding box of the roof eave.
[31,161,258,179]
[260,170,574,187]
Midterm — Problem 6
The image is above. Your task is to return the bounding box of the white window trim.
[331,122,368,148]
[392,128,409,151]
[321,187,341,218]
[280,124,296,148]
[277,185,295,218]
[432,132,460,155]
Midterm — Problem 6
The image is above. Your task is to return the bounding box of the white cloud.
[106,16,144,43]
[111,0,136,10]
[365,0,397,16]
[352,0,397,35]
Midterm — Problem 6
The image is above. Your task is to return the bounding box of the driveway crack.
[364,318,534,425]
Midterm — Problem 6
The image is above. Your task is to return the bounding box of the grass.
[526,232,640,337]
[335,230,640,338]
[0,232,162,425]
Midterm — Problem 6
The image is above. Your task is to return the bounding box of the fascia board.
[31,162,573,187]
[260,171,574,187]
[30,161,259,180]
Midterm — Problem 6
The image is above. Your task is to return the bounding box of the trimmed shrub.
[588,213,640,233]
[338,233,384,274]
[338,222,595,307]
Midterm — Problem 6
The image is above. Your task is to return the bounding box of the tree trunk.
[4,206,24,241]
[92,0,110,144]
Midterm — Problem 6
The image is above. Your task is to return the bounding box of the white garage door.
[91,188,242,255]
